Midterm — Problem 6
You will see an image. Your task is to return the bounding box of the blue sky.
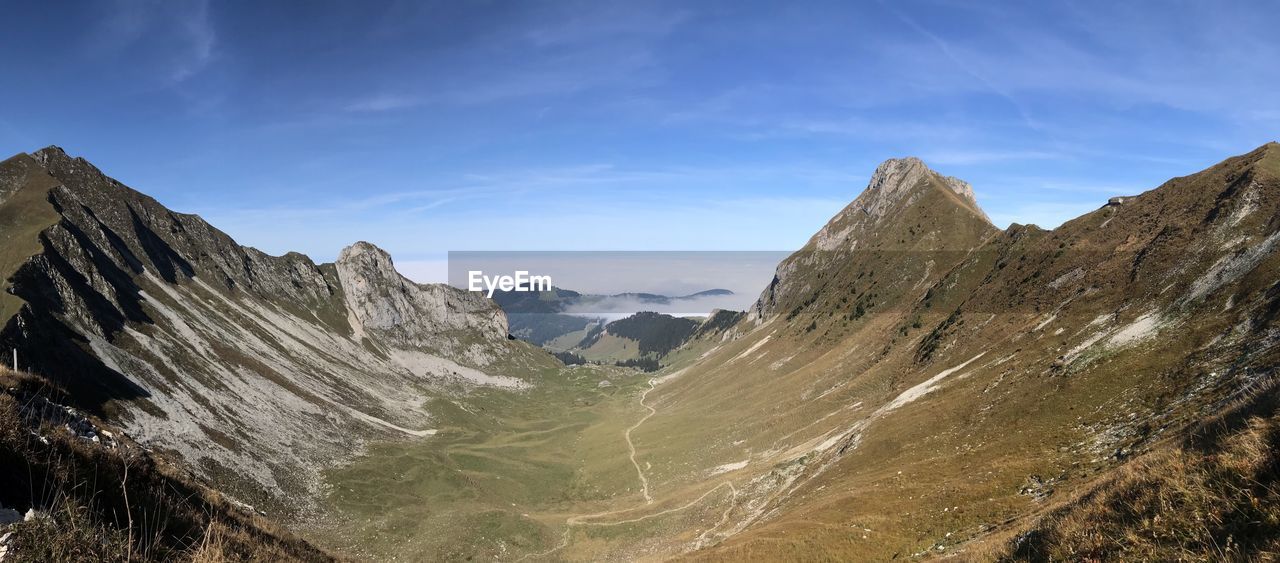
[1,0,1277,282]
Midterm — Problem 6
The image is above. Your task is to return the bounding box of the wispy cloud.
[876,0,1042,132]
[344,94,423,113]
[980,177,1141,195]
[168,0,216,83]
[522,5,690,47]
[922,150,1066,166]
[337,3,681,114]
[193,161,861,231]
[879,1,1279,124]
[338,45,661,113]
[88,0,217,85]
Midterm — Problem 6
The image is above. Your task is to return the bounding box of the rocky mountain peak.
[863,157,928,211]
[749,157,1000,322]
[861,156,987,223]
[32,145,92,176]
[35,145,68,157]
[804,157,992,255]
[337,240,396,274]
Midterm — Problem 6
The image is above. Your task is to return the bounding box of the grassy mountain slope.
[659,142,1280,560]
[0,154,62,323]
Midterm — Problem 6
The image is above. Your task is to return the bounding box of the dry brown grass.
[979,381,1280,562]
[0,367,336,562]
[189,522,233,563]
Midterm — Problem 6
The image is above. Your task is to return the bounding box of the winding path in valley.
[627,377,659,504]
[515,371,741,561]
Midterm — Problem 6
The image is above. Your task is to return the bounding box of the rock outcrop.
[336,241,508,350]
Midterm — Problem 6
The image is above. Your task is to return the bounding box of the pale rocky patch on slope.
[1184,230,1280,303]
[882,352,986,412]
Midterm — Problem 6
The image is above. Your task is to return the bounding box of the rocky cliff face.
[336,241,508,360]
[0,147,538,516]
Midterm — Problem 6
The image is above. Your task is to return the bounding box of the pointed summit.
[751,157,999,321]
[808,157,992,252]
[860,157,990,224]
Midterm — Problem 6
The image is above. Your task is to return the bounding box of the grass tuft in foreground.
[0,367,333,562]
[989,379,1280,562]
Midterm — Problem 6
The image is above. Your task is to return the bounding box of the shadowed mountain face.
[0,147,547,516]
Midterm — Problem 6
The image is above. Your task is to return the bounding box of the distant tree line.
[614,357,661,372]
[508,313,593,345]
[692,310,744,339]
[605,312,699,356]
[552,351,587,365]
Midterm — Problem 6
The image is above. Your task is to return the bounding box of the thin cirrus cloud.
[86,0,217,86]
[919,150,1066,166]
[874,0,1042,132]
[167,0,216,83]
[344,48,663,113]
[344,94,423,113]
